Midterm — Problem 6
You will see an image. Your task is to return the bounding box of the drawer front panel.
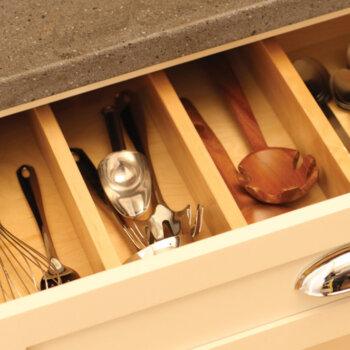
[1,194,349,349]
[195,297,350,350]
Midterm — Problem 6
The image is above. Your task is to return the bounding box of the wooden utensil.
[211,55,319,204]
[181,98,292,223]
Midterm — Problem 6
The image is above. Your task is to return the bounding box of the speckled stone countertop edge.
[1,0,349,112]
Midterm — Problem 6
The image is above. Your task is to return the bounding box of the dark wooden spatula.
[211,55,319,204]
[181,98,292,223]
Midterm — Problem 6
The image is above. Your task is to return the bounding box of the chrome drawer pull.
[296,245,350,296]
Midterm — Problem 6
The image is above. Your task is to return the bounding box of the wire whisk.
[0,223,61,303]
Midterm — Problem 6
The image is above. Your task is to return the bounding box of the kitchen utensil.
[118,91,203,239]
[212,56,319,204]
[99,91,203,243]
[181,98,292,223]
[72,148,196,260]
[72,148,108,204]
[0,222,60,302]
[293,57,350,152]
[99,104,162,243]
[17,165,79,289]
[98,104,152,219]
[72,147,149,250]
[331,68,350,111]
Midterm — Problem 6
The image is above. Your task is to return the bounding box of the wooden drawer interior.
[164,39,350,204]
[0,112,95,302]
[0,14,349,304]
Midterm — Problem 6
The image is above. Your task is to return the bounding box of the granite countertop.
[0,0,349,111]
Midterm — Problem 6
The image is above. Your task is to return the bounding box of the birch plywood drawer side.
[0,14,350,350]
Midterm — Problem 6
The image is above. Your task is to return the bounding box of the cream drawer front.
[0,194,348,349]
[0,14,349,350]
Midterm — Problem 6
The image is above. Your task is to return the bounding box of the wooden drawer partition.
[30,106,121,270]
[141,72,245,231]
[0,13,350,350]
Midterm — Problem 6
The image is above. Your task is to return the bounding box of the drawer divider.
[30,105,122,271]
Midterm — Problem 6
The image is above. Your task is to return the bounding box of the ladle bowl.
[98,150,152,218]
[237,147,318,204]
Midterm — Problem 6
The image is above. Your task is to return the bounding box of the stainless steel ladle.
[73,148,200,259]
[98,104,152,219]
[99,91,203,244]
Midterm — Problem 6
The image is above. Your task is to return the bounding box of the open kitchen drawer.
[0,13,350,350]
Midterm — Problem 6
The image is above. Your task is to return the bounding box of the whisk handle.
[17,165,60,263]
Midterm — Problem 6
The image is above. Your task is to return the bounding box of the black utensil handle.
[102,105,126,152]
[70,148,108,203]
[321,103,350,152]
[16,165,58,260]
[117,91,146,155]
[116,90,167,205]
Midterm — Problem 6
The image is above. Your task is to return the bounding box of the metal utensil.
[17,165,79,289]
[293,57,350,152]
[331,68,350,110]
[99,91,203,242]
[120,91,203,239]
[72,147,150,250]
[98,104,152,219]
[0,222,60,302]
[73,148,199,260]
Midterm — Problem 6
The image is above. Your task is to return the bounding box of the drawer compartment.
[1,13,350,350]
[0,111,104,303]
[276,14,350,150]
[166,45,350,204]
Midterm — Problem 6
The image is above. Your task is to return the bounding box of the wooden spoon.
[181,98,292,223]
[211,55,319,204]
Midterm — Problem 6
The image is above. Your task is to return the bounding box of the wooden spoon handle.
[211,55,267,151]
[182,98,292,223]
[181,98,250,202]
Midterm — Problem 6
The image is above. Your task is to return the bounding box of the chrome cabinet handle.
[296,245,350,296]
